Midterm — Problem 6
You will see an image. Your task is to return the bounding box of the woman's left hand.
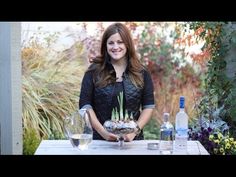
[123,133,136,142]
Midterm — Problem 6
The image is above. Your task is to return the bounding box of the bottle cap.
[180,96,185,108]
[163,112,170,122]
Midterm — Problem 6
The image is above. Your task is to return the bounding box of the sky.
[21,22,114,51]
[21,22,203,61]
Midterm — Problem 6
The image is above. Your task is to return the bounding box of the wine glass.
[64,109,93,150]
[103,120,137,148]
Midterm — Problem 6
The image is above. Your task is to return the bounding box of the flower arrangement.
[209,132,236,155]
[188,116,236,155]
[103,91,137,135]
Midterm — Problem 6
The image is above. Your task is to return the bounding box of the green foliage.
[224,87,236,137]
[135,22,203,122]
[22,30,87,140]
[48,130,66,140]
[188,115,236,155]
[189,22,236,138]
[225,88,236,121]
[138,22,186,71]
[231,30,236,45]
[143,118,160,140]
[23,129,41,155]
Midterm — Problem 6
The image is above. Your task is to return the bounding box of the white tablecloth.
[34,140,209,155]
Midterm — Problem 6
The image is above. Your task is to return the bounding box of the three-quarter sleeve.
[142,70,155,109]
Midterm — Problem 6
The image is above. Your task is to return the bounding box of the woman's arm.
[79,71,118,141]
[124,108,154,142]
[124,69,155,142]
[87,108,118,141]
[136,108,154,130]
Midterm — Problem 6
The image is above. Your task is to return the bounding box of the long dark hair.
[88,22,144,88]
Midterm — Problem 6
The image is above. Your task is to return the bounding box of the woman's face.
[106,33,127,61]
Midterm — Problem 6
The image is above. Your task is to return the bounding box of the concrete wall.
[0,22,22,154]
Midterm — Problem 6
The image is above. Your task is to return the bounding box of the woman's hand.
[123,133,136,142]
[101,130,119,141]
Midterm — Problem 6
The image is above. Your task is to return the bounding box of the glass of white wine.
[64,109,93,150]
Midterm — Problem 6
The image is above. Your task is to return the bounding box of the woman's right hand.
[101,130,118,141]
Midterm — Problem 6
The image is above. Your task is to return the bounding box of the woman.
[79,22,155,141]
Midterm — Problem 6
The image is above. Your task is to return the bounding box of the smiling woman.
[79,22,155,142]
[107,32,127,81]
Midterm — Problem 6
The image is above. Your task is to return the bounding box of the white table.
[35,140,209,155]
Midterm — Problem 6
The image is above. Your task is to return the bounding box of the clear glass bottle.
[174,96,189,154]
[159,112,174,154]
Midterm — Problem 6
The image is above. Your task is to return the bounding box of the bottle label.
[161,130,173,140]
[174,135,187,152]
[176,128,188,136]
[160,129,174,153]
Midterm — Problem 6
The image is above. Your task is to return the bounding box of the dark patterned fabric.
[79,64,154,140]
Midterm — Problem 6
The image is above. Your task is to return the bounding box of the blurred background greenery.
[21,22,236,155]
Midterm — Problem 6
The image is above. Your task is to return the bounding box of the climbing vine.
[189,22,236,137]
